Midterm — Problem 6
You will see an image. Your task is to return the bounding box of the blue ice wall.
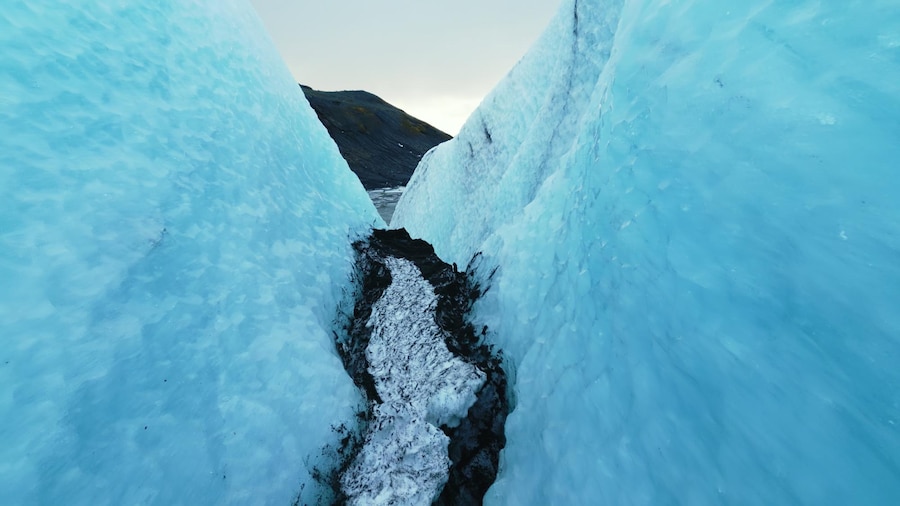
[394,0,900,503]
[0,1,380,504]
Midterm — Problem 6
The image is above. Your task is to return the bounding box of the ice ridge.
[1,1,379,504]
[393,0,900,504]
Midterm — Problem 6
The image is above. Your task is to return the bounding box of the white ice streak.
[342,257,485,505]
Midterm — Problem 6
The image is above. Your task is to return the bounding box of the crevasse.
[3,0,900,504]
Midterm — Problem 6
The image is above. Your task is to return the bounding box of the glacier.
[394,0,900,504]
[0,1,381,504]
[4,0,900,503]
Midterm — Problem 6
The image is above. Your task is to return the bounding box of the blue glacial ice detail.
[0,1,380,504]
[393,0,900,504]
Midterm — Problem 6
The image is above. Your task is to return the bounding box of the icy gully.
[332,229,508,505]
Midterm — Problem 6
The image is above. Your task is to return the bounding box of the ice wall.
[0,1,380,504]
[394,0,900,503]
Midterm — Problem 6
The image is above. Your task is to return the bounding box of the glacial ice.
[0,1,380,504]
[394,0,900,504]
[5,0,900,503]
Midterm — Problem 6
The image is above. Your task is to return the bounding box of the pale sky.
[249,0,562,135]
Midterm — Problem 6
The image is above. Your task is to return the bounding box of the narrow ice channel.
[341,257,485,505]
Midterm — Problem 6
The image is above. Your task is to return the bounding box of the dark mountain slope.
[301,85,452,190]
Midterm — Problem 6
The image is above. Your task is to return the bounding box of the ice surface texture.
[394,0,900,504]
[342,257,484,505]
[0,1,379,504]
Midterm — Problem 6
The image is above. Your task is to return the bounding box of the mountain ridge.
[300,84,451,190]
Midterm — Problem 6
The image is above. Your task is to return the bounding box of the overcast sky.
[249,0,562,134]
